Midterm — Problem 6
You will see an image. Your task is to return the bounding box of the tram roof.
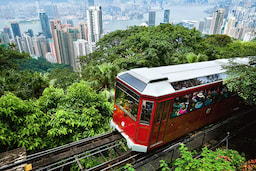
[117,57,251,97]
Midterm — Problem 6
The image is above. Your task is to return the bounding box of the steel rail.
[39,141,123,171]
[0,131,120,171]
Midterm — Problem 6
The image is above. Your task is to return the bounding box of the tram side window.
[140,101,154,125]
[205,87,220,106]
[219,86,229,100]
[170,94,190,118]
[115,82,140,121]
[190,90,206,111]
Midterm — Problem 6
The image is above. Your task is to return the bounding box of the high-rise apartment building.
[79,22,88,41]
[224,17,236,37]
[73,39,90,71]
[33,35,48,58]
[40,9,52,39]
[51,20,80,70]
[148,11,156,27]
[163,10,170,23]
[11,21,21,38]
[23,33,35,55]
[203,17,212,34]
[196,21,205,32]
[3,27,12,39]
[87,6,103,43]
[0,32,10,44]
[27,29,34,37]
[15,36,23,53]
[50,20,61,63]
[209,8,225,35]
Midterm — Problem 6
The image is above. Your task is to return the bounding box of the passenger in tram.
[179,103,187,115]
[171,99,180,118]
[221,87,229,98]
[173,99,181,109]
[196,92,205,101]
[205,95,212,106]
[195,100,203,109]
[192,92,198,102]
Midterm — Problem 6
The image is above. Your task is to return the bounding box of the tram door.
[149,100,171,148]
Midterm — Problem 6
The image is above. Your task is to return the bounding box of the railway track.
[0,131,123,170]
[1,107,255,171]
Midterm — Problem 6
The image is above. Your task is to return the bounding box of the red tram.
[110,58,248,152]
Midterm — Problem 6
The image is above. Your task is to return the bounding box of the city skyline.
[1,0,256,71]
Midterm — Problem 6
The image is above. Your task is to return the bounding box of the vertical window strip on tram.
[115,82,140,121]
[140,101,154,125]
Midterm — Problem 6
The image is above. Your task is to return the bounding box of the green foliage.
[0,81,112,153]
[48,68,81,89]
[41,81,112,146]
[124,163,135,171]
[204,34,233,47]
[0,70,49,100]
[80,24,205,70]
[223,57,256,105]
[172,143,245,171]
[19,57,71,73]
[81,63,119,92]
[0,93,48,152]
[160,160,170,171]
[0,44,30,71]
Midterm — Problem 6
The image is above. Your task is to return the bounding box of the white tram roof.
[117,57,251,97]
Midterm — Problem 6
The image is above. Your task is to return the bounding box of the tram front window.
[115,82,140,121]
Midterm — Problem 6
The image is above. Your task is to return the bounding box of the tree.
[159,144,245,170]
[48,68,81,89]
[0,70,49,100]
[204,34,233,47]
[79,24,205,70]
[39,81,113,146]
[0,93,49,152]
[0,44,30,71]
[223,57,256,105]
[19,57,71,73]
[81,63,119,92]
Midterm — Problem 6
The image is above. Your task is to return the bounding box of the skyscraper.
[23,33,35,55]
[50,20,61,63]
[3,27,12,39]
[11,21,21,38]
[79,22,88,41]
[203,17,212,34]
[73,39,90,71]
[148,11,156,27]
[40,9,52,39]
[87,6,103,43]
[224,17,236,37]
[163,10,170,23]
[0,32,10,44]
[26,29,34,37]
[33,35,48,58]
[51,20,80,70]
[209,8,225,35]
[88,0,94,7]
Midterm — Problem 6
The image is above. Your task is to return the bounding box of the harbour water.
[0,4,214,36]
